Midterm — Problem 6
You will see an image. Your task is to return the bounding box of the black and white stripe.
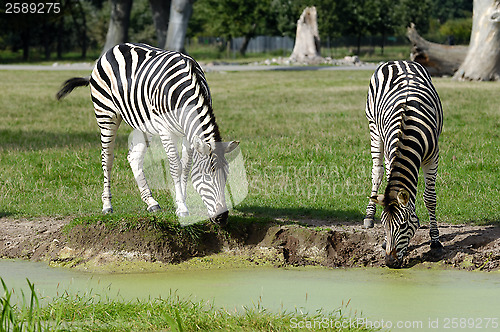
[363,60,443,268]
[57,43,238,222]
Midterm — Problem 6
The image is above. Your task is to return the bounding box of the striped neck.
[385,146,420,205]
[183,101,222,147]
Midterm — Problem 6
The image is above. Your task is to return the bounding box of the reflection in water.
[1,260,499,330]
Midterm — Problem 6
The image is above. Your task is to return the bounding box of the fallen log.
[406,23,468,76]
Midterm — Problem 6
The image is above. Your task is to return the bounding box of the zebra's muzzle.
[385,249,402,268]
[210,210,228,227]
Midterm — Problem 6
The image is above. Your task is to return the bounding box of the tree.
[342,0,377,55]
[164,0,195,52]
[102,0,194,54]
[429,0,473,23]
[102,0,133,53]
[369,0,397,55]
[394,0,432,34]
[149,0,170,48]
[69,0,90,58]
[453,0,500,81]
[194,0,271,56]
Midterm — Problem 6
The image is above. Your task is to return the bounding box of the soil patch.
[0,217,498,271]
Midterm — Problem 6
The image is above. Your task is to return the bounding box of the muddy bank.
[0,217,498,272]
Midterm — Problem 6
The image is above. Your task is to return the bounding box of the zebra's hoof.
[148,204,161,213]
[363,218,374,228]
[102,207,113,214]
[430,241,443,249]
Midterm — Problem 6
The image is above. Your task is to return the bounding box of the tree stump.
[453,0,500,81]
[407,23,468,76]
[290,7,322,63]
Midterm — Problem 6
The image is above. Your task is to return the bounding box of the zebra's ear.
[369,194,385,206]
[223,141,239,154]
[193,136,211,155]
[397,189,410,207]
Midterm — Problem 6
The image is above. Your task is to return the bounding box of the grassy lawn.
[0,68,499,226]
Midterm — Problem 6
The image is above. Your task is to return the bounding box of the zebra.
[56,43,239,224]
[362,60,443,268]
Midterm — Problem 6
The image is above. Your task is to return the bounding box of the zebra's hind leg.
[422,158,443,249]
[127,130,161,212]
[364,127,384,228]
[100,116,122,214]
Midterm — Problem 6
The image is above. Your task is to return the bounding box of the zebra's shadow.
[235,206,365,226]
[406,225,500,268]
[0,128,106,151]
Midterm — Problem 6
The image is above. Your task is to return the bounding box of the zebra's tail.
[56,76,90,100]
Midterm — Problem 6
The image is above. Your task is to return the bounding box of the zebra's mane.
[388,104,407,167]
[385,104,410,205]
[187,56,222,143]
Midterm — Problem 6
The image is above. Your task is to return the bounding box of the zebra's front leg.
[422,159,442,249]
[127,130,161,212]
[160,134,189,217]
[364,130,384,228]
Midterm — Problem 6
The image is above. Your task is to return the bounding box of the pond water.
[1,260,499,331]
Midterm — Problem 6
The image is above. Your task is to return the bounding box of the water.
[1,260,499,331]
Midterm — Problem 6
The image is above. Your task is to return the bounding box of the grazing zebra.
[363,60,443,268]
[56,43,239,224]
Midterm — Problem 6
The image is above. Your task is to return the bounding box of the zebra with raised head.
[57,43,239,224]
[363,60,443,268]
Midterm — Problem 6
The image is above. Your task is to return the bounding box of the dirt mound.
[0,217,498,271]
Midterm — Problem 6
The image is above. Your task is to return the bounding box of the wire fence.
[189,35,409,57]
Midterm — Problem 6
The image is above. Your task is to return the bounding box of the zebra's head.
[192,137,240,225]
[371,188,419,268]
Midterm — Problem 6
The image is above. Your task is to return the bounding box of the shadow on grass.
[0,129,128,150]
[235,205,364,226]
[406,225,500,268]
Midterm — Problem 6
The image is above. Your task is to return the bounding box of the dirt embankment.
[0,217,499,271]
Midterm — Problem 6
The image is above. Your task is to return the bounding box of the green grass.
[1,278,372,331]
[0,69,499,225]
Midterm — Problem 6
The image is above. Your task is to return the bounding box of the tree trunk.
[164,0,194,53]
[102,0,133,54]
[21,28,30,61]
[57,19,63,59]
[239,23,257,56]
[356,34,361,55]
[290,6,321,63]
[453,0,500,81]
[407,23,468,76]
[79,2,88,58]
[149,0,171,48]
[71,0,88,58]
[381,31,386,56]
[43,22,51,60]
[239,35,251,56]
